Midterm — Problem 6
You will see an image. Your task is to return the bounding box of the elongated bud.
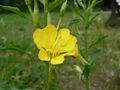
[25,0,31,6]
[33,0,39,29]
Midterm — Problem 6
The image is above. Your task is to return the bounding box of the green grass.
[0,12,120,90]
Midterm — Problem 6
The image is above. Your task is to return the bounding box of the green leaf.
[48,0,65,11]
[69,18,80,26]
[82,65,90,80]
[76,0,85,9]
[88,35,107,49]
[1,44,28,55]
[91,0,102,8]
[68,5,84,21]
[85,13,100,30]
[39,0,45,6]
[0,5,26,18]
[60,0,67,17]
[88,49,103,65]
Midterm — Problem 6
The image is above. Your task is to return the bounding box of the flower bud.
[33,0,39,28]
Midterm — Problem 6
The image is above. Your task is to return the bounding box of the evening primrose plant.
[24,0,86,90]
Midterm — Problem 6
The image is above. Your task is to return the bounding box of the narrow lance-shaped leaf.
[1,45,28,55]
[25,0,33,16]
[69,18,80,26]
[74,0,80,9]
[68,5,84,21]
[76,0,85,9]
[39,0,45,6]
[91,0,102,8]
[60,0,67,17]
[85,13,100,30]
[88,35,107,49]
[81,64,90,81]
[0,5,26,18]
[48,0,65,11]
[88,49,103,65]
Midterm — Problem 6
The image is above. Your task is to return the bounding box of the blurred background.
[0,0,112,11]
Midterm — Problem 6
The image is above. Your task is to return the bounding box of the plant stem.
[44,0,48,26]
[85,77,89,90]
[28,5,33,16]
[83,9,89,90]
[84,27,90,90]
[43,0,52,89]
[84,29,88,59]
[57,18,62,29]
[46,62,52,90]
[25,0,33,16]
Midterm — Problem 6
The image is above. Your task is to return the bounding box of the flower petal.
[33,28,43,49]
[33,24,57,49]
[51,55,65,64]
[58,28,70,41]
[65,44,79,57]
[38,49,50,61]
[55,28,70,47]
[59,35,77,53]
[53,29,71,52]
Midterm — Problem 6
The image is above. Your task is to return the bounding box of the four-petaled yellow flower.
[33,24,78,64]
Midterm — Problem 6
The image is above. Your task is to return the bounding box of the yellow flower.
[33,24,78,64]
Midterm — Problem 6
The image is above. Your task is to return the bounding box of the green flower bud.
[33,0,39,28]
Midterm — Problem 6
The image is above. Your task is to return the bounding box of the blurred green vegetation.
[0,12,120,90]
[0,0,111,12]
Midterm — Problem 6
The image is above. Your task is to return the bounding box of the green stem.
[57,18,62,29]
[46,62,52,90]
[25,0,33,16]
[84,25,90,90]
[83,9,89,90]
[85,77,89,90]
[44,0,48,26]
[84,29,88,59]
[28,5,33,16]
[44,1,51,89]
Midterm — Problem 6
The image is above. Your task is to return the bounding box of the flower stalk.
[25,0,33,16]
[46,62,52,90]
[85,77,89,90]
[84,16,90,90]
[25,0,39,29]
[44,0,48,26]
[43,0,52,90]
[57,18,62,29]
